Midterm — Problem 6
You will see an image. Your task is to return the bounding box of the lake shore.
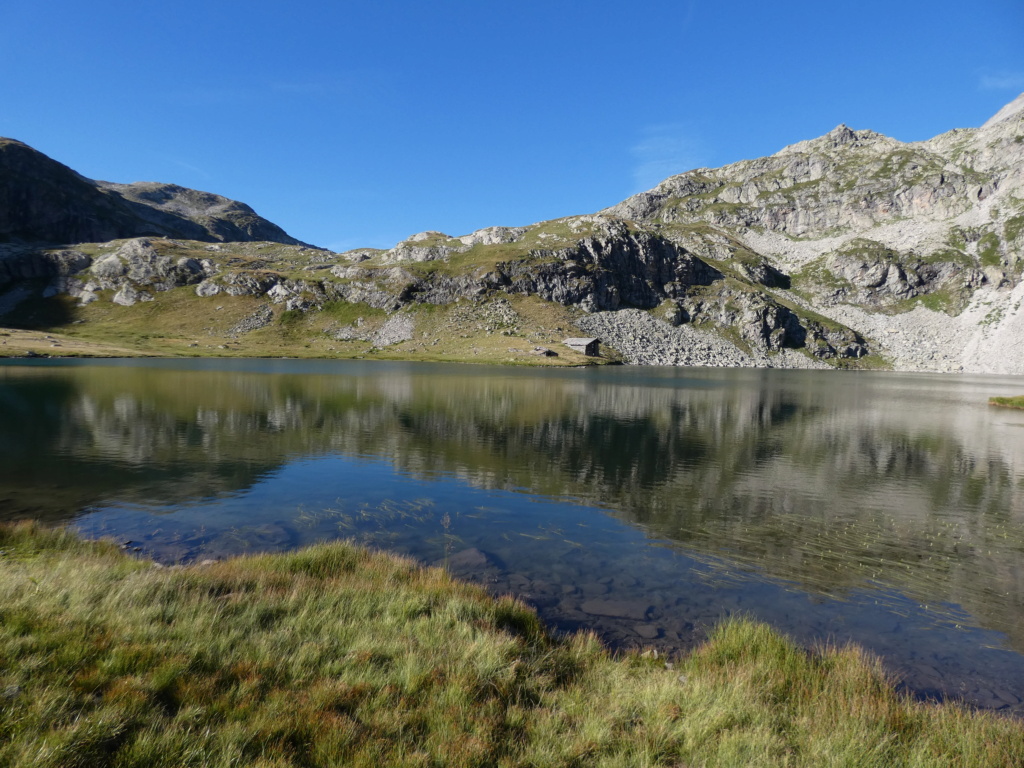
[991,396,1024,410]
[2,521,1022,767]
[0,324,614,367]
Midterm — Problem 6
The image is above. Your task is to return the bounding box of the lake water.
[2,358,1024,713]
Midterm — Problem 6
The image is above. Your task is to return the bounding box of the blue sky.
[2,1,1022,251]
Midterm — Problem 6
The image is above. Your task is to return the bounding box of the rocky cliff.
[0,95,1022,372]
[597,93,1024,372]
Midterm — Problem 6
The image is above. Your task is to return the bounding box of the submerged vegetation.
[1,523,1022,767]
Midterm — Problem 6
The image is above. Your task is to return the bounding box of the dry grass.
[0,327,146,358]
[1,289,614,366]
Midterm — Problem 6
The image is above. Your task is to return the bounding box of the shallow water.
[2,357,1024,712]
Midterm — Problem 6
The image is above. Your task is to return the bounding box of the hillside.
[0,95,1022,371]
[0,138,302,246]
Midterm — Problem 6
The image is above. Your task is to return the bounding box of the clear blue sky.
[2,1,1022,251]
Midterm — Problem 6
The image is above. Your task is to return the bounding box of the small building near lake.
[563,337,600,356]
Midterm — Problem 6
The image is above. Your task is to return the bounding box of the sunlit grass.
[1,288,609,366]
[1,522,1022,767]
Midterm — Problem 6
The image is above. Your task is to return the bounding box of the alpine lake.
[3,357,1024,715]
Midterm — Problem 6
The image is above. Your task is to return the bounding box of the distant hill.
[0,138,302,245]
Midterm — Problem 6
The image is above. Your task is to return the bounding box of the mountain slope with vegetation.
[1,94,1022,371]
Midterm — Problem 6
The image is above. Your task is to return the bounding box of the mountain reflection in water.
[2,358,1023,713]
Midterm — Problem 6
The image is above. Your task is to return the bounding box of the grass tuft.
[989,395,1024,411]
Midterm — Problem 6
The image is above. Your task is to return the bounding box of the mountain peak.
[826,124,857,144]
[775,124,895,158]
[982,92,1024,129]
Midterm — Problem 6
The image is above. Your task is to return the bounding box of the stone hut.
[564,337,600,356]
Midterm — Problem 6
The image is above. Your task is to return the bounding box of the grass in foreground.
[1,523,1022,767]
[990,396,1024,410]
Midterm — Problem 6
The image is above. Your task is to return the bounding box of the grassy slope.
[1,523,1021,767]
[0,328,145,357]
[0,290,611,366]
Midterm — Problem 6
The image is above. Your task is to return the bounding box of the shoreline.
[990,396,1024,410]
[7,324,1024,379]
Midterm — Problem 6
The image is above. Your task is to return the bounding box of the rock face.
[0,247,90,286]
[605,95,1024,288]
[22,237,216,306]
[0,137,303,246]
[605,122,1005,245]
[496,221,724,310]
[589,93,1024,371]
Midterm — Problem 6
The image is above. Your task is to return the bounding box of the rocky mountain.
[0,137,302,246]
[0,95,1022,372]
[594,93,1024,371]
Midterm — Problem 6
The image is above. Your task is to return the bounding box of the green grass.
[318,300,387,325]
[989,396,1024,411]
[916,288,960,314]
[1005,215,1024,245]
[790,255,852,296]
[832,238,903,265]
[1,523,1022,767]
[978,232,1002,268]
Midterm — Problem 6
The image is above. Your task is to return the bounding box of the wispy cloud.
[166,157,213,180]
[630,124,707,192]
[979,71,1024,91]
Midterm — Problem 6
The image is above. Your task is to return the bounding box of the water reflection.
[2,359,1024,711]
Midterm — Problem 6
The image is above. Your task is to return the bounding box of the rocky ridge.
[0,137,302,246]
[1,95,1023,372]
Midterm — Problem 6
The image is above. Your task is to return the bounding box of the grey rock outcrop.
[229,305,274,334]
[112,283,151,307]
[820,242,985,309]
[90,239,207,291]
[46,238,213,305]
[457,226,527,246]
[180,216,869,361]
[378,232,468,264]
[495,226,724,311]
[195,278,222,298]
[606,126,993,241]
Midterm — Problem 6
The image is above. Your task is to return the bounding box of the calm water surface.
[2,358,1024,713]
